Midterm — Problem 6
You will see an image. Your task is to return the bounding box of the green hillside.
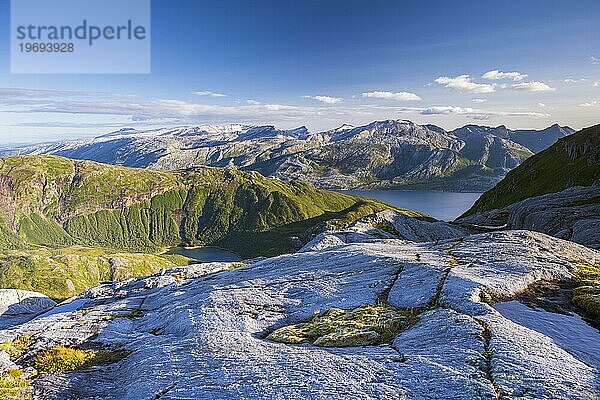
[462,125,600,216]
[0,246,193,300]
[0,155,411,257]
[0,155,413,298]
[2,156,415,254]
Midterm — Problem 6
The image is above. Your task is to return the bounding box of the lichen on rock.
[572,260,600,323]
[0,368,32,400]
[0,333,36,360]
[266,304,417,347]
[34,346,130,373]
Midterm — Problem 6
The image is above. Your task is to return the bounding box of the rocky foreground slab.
[0,229,598,399]
[457,186,600,249]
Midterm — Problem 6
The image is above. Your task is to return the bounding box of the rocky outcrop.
[300,209,468,252]
[457,186,600,249]
[0,230,598,399]
[0,289,56,329]
[460,125,599,249]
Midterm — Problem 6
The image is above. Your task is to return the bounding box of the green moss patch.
[373,222,401,237]
[18,213,73,247]
[34,346,130,373]
[266,304,417,347]
[572,260,600,323]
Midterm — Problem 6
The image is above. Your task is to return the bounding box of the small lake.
[342,190,482,221]
[494,300,600,371]
[166,246,241,262]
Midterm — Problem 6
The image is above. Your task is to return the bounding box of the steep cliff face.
[0,155,402,257]
[452,129,532,169]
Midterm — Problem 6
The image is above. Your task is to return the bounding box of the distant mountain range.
[5,120,574,191]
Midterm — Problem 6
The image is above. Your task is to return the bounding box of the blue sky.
[1,0,600,144]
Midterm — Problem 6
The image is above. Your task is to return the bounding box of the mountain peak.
[333,124,354,132]
[99,128,138,138]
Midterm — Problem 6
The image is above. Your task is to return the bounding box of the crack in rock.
[153,382,177,399]
[376,263,404,304]
[475,318,503,398]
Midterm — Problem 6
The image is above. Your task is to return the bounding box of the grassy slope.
[0,155,409,297]
[0,246,193,300]
[0,155,410,255]
[462,125,600,216]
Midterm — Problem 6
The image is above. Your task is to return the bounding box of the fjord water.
[166,246,241,262]
[343,190,482,221]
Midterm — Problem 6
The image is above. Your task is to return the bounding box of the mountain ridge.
[5,120,573,191]
[0,154,406,299]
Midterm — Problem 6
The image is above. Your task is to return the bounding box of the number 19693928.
[19,43,74,52]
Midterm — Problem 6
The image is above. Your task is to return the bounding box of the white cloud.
[0,88,134,98]
[482,70,528,81]
[263,104,298,111]
[438,72,555,94]
[472,98,487,103]
[421,106,474,115]
[511,81,555,92]
[12,121,138,129]
[192,90,227,98]
[302,95,343,104]
[592,56,600,65]
[9,97,314,122]
[594,82,600,87]
[0,86,552,135]
[491,110,550,118]
[418,106,550,119]
[564,78,577,83]
[361,91,421,101]
[579,100,599,107]
[435,75,495,93]
[537,103,547,107]
[8,98,545,123]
